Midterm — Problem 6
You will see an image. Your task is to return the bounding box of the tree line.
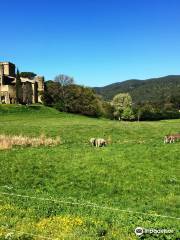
[42,74,180,121]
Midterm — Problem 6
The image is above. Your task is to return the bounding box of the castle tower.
[0,62,16,104]
[0,62,15,77]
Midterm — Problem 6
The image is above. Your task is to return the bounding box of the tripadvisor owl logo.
[135,227,144,236]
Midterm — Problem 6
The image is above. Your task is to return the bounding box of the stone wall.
[0,62,45,104]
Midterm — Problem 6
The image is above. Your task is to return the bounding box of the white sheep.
[90,138,96,146]
[95,138,107,147]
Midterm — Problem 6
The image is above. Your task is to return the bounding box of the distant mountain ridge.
[94,75,180,103]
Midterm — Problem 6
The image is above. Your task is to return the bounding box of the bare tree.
[54,74,74,86]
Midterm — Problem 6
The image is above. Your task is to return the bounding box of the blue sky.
[0,0,180,86]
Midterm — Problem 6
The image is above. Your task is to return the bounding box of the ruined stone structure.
[0,62,44,104]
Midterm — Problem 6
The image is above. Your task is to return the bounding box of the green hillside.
[94,75,180,103]
[0,105,179,239]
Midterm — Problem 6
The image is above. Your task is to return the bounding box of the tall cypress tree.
[16,69,21,103]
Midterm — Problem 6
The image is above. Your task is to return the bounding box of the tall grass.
[0,134,61,150]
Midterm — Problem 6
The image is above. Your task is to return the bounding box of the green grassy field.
[0,105,179,239]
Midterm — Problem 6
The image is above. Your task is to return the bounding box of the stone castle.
[0,62,44,104]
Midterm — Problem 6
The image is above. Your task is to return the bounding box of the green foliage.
[15,69,21,104]
[121,107,135,120]
[101,101,114,119]
[42,81,61,107]
[0,106,179,239]
[43,81,103,117]
[94,75,180,106]
[133,103,180,121]
[112,93,132,109]
[20,72,37,79]
[112,93,134,120]
[43,81,180,121]
[95,76,180,120]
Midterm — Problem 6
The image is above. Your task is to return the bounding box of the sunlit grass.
[0,105,179,239]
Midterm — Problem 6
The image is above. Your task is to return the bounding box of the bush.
[134,105,180,121]
[43,82,103,117]
[121,107,135,121]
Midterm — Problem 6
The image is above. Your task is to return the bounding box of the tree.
[121,107,135,120]
[16,69,21,103]
[41,81,53,106]
[54,74,74,86]
[112,93,133,120]
[55,84,102,117]
[20,72,37,79]
[42,81,62,107]
[101,101,114,119]
[43,81,103,117]
[54,74,74,111]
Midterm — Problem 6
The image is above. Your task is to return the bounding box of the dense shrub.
[43,82,102,117]
[133,104,180,121]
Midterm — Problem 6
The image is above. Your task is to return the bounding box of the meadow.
[0,105,179,239]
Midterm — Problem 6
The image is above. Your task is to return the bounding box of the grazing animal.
[164,134,180,143]
[90,138,96,146]
[95,138,107,147]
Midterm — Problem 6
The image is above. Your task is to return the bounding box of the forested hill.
[94,75,180,103]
